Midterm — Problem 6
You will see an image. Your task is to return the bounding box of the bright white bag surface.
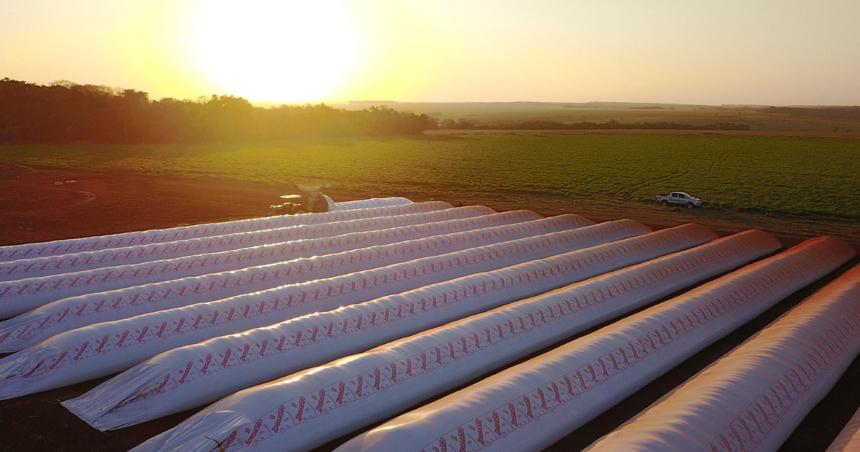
[0,206,492,318]
[588,263,860,452]
[0,197,418,263]
[0,202,451,282]
[329,197,413,211]
[828,406,860,451]
[339,236,854,452]
[67,224,728,430]
[0,219,650,399]
[0,210,564,350]
[127,229,773,450]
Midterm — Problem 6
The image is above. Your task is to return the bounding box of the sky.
[1,0,859,105]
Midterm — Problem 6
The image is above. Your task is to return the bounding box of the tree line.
[438,118,751,131]
[0,78,437,144]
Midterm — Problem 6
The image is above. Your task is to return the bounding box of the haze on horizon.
[1,0,859,106]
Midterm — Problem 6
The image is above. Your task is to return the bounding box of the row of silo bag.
[0,197,412,263]
[0,200,450,314]
[587,263,860,451]
[123,227,763,451]
[65,223,716,431]
[128,233,853,452]
[0,201,457,282]
[0,211,641,398]
[332,238,855,452]
[2,195,855,452]
[0,208,567,348]
[77,227,756,436]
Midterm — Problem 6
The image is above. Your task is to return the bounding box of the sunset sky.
[1,0,858,105]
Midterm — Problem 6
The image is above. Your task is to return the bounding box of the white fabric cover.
[0,219,652,399]
[828,406,860,451]
[127,229,773,451]
[330,198,413,211]
[0,197,417,263]
[588,264,860,452]
[0,211,582,351]
[338,236,855,452]
[66,223,725,430]
[0,202,444,282]
[0,205,489,318]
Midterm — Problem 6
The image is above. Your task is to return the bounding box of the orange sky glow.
[1,0,858,105]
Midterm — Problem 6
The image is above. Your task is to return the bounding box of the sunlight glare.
[188,0,359,103]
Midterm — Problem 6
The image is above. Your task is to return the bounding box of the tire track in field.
[707,151,730,173]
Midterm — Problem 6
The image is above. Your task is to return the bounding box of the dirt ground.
[0,164,857,451]
[1,163,856,250]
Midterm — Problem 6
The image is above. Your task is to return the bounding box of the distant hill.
[336,101,860,133]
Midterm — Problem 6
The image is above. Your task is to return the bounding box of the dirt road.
[1,164,856,249]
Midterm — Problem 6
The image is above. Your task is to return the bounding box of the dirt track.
[0,164,857,451]
[1,164,857,249]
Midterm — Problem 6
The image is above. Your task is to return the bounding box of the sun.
[187,0,360,103]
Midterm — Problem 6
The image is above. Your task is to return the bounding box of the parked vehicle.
[656,191,701,208]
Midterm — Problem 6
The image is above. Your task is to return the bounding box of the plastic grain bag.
[1,210,569,350]
[329,198,413,211]
[116,229,771,446]
[0,219,651,399]
[0,206,496,318]
[0,197,418,263]
[0,202,452,282]
[588,264,860,452]
[338,236,854,452]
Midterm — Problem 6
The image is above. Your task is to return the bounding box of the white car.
[656,191,701,208]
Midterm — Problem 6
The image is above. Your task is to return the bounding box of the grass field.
[2,131,858,219]
[0,131,858,452]
[341,102,860,133]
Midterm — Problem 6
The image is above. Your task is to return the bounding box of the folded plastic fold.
[335,236,854,452]
[127,229,776,451]
[588,263,860,451]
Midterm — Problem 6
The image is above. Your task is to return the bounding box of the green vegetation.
[0,78,435,144]
[342,102,860,134]
[2,132,858,219]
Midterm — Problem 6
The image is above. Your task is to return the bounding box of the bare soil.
[0,164,856,451]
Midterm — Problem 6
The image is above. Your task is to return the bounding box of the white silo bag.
[78,229,772,433]
[0,197,425,263]
[588,263,860,452]
[0,219,657,399]
[336,236,854,452]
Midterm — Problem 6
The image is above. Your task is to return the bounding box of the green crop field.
[2,132,858,219]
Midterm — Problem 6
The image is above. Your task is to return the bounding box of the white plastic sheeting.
[328,197,413,211]
[0,210,565,350]
[127,230,773,450]
[588,264,860,452]
[338,236,855,452]
[828,406,860,451]
[0,219,652,399]
[66,223,727,430]
[0,202,447,282]
[0,197,418,263]
[0,206,496,318]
